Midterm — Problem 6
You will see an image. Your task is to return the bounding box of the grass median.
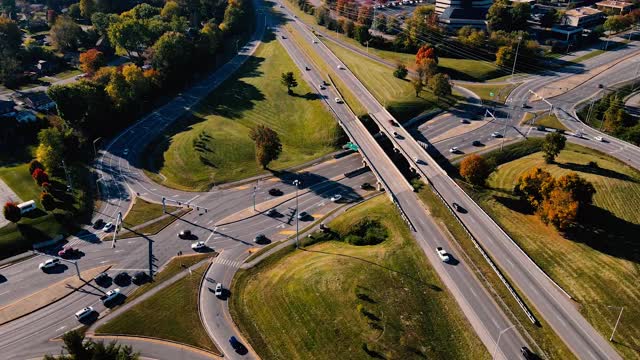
[95,261,218,353]
[460,82,520,105]
[144,34,341,191]
[230,196,488,359]
[465,143,640,359]
[532,113,567,131]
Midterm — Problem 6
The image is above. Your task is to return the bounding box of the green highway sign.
[489,91,495,97]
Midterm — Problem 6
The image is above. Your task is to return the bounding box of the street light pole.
[253,181,258,212]
[492,325,515,359]
[293,179,300,248]
[92,137,101,159]
[610,306,624,342]
[511,36,523,80]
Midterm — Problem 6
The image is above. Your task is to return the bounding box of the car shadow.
[103,294,126,308]
[42,264,68,274]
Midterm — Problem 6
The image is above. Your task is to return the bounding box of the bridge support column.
[376,182,383,191]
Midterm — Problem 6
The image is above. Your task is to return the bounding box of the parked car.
[330,194,342,202]
[58,246,75,258]
[100,288,121,304]
[215,283,223,296]
[93,219,105,229]
[254,234,267,243]
[297,211,309,220]
[39,258,60,270]
[74,306,94,321]
[268,188,282,196]
[102,222,115,232]
[178,229,192,239]
[436,247,450,262]
[449,147,459,153]
[191,241,206,250]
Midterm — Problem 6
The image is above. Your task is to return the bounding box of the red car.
[58,246,75,258]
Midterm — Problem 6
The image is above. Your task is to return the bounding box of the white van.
[74,306,94,320]
[18,200,36,214]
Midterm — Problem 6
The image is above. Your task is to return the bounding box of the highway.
[272,6,529,359]
[277,4,624,359]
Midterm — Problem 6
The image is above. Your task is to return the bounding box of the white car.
[101,288,121,303]
[102,222,115,232]
[74,306,94,320]
[436,247,450,262]
[335,97,343,103]
[318,84,325,90]
[330,194,342,202]
[337,65,345,70]
[191,241,206,250]
[214,283,223,296]
[491,132,502,138]
[39,258,60,270]
[594,136,603,142]
[313,40,318,44]
[449,147,459,153]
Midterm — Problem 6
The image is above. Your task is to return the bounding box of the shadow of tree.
[557,162,638,183]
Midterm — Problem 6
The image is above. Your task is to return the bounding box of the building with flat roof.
[436,0,493,30]
[596,0,633,14]
[562,7,604,28]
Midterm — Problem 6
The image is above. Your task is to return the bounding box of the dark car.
[266,208,277,217]
[536,125,546,131]
[452,202,462,212]
[305,66,310,71]
[268,188,283,196]
[254,234,267,244]
[58,246,76,258]
[360,182,371,189]
[113,272,130,286]
[520,347,534,359]
[229,336,247,354]
[93,219,105,230]
[95,272,110,284]
[178,229,192,239]
[132,271,150,285]
[472,140,482,146]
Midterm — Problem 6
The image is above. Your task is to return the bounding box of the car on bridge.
[102,222,115,232]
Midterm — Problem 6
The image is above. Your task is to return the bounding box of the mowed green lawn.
[147,38,340,191]
[461,82,520,104]
[230,196,488,360]
[478,144,640,358]
[324,40,456,123]
[122,198,179,228]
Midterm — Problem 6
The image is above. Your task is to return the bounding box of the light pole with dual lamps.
[293,179,300,248]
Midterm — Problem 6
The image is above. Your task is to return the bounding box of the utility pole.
[253,181,258,212]
[61,160,73,192]
[111,211,122,249]
[293,179,300,248]
[610,306,624,342]
[162,196,166,214]
[511,36,522,80]
[501,101,512,151]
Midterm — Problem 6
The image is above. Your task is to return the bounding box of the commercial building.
[596,0,633,14]
[436,0,493,30]
[562,7,605,28]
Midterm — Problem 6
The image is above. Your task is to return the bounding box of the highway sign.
[346,142,359,151]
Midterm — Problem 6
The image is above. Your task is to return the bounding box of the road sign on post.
[489,91,495,97]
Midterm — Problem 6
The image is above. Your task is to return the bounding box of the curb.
[88,333,222,358]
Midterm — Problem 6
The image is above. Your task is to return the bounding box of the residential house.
[17,92,56,112]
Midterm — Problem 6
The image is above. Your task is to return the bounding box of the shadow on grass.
[557,162,638,183]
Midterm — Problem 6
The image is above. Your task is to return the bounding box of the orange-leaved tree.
[460,154,491,186]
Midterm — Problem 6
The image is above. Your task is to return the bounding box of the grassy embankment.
[144,35,341,191]
[230,196,488,360]
[533,113,568,131]
[460,82,520,105]
[467,143,640,359]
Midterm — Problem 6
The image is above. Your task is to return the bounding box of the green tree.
[0,17,23,84]
[372,13,386,32]
[1,0,16,18]
[495,45,515,67]
[354,24,371,44]
[393,64,408,79]
[50,15,84,50]
[161,0,181,19]
[46,330,140,359]
[3,202,21,223]
[428,73,451,98]
[68,3,81,18]
[41,192,56,211]
[249,125,282,169]
[48,81,111,134]
[604,15,629,34]
[460,154,491,186]
[542,132,566,163]
[487,0,511,32]
[80,0,95,18]
[36,128,65,171]
[108,17,150,60]
[511,3,531,31]
[150,31,193,79]
[280,71,298,94]
[91,12,118,36]
[412,78,424,97]
[197,21,221,58]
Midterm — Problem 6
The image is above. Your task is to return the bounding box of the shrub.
[3,202,21,223]
[341,219,388,246]
[29,159,44,175]
[32,168,49,186]
[41,192,56,211]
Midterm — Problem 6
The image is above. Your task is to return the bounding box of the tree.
[107,17,150,60]
[50,15,84,50]
[393,64,408,79]
[161,0,181,19]
[538,188,578,230]
[460,154,491,186]
[249,125,282,169]
[46,330,140,360]
[36,127,65,171]
[495,45,515,67]
[1,0,16,18]
[41,192,56,211]
[29,159,44,175]
[416,58,437,83]
[415,44,437,65]
[511,2,531,31]
[386,15,399,34]
[150,31,193,79]
[32,168,49,186]
[80,0,95,18]
[280,72,298,94]
[542,132,566,163]
[412,78,424,97]
[354,24,371,44]
[514,167,555,209]
[356,5,373,26]
[0,17,21,51]
[91,12,118,36]
[0,18,23,84]
[604,15,629,34]
[79,48,106,74]
[48,81,111,135]
[428,73,451,98]
[457,26,486,48]
[68,3,81,18]
[556,173,596,206]
[540,8,557,28]
[3,202,20,223]
[372,13,386,32]
[487,0,511,32]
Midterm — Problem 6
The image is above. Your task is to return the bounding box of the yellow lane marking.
[234,185,250,190]
[279,230,296,235]
[312,214,324,218]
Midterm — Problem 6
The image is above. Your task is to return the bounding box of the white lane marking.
[100,260,109,264]
[56,326,66,332]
